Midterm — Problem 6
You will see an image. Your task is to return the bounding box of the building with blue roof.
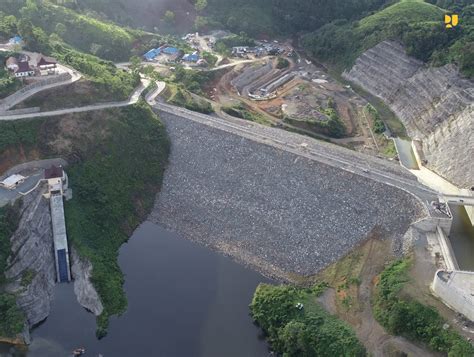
[8,35,22,45]
[144,48,161,61]
[162,47,179,55]
[183,53,200,62]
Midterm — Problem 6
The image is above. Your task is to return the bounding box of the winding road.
[0,79,150,120]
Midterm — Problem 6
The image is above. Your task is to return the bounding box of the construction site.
[211,51,389,157]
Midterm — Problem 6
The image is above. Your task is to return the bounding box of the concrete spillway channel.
[50,193,71,283]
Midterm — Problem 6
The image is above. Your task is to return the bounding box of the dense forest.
[205,0,395,34]
[0,0,161,61]
[303,0,474,77]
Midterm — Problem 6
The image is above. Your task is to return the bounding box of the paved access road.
[0,79,149,120]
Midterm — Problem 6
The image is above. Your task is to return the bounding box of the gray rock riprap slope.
[344,41,473,188]
[150,113,423,278]
[5,187,56,328]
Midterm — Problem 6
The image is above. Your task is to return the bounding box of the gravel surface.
[150,113,424,279]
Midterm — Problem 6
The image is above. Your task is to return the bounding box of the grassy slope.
[374,259,474,356]
[0,102,169,337]
[358,0,442,29]
[12,80,123,111]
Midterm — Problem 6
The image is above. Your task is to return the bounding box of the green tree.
[195,0,208,12]
[163,10,175,25]
[54,22,66,36]
[129,55,141,73]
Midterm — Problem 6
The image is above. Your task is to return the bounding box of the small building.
[232,46,249,56]
[0,174,26,190]
[144,48,161,61]
[45,165,66,196]
[14,61,35,77]
[8,35,22,45]
[183,52,199,62]
[162,47,179,55]
[5,57,18,71]
[36,55,57,70]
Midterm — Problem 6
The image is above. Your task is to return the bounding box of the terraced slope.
[345,41,473,188]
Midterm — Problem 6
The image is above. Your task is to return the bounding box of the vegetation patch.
[0,293,25,338]
[284,100,346,139]
[365,104,385,134]
[163,83,214,114]
[374,259,474,356]
[222,102,271,125]
[0,52,22,99]
[303,0,473,78]
[250,283,366,356]
[52,44,140,100]
[276,57,290,69]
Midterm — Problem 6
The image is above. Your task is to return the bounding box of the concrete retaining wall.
[461,188,474,226]
[412,215,452,234]
[432,270,474,321]
[436,225,459,271]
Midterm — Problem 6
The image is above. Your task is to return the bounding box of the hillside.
[302,0,473,77]
[0,102,169,338]
[203,0,393,35]
[0,0,163,61]
[72,0,197,34]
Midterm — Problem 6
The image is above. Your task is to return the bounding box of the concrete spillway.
[50,193,71,282]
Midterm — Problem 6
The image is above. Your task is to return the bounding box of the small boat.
[73,347,86,356]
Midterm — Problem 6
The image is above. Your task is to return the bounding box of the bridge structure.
[440,194,474,207]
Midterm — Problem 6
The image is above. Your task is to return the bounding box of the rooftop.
[45,165,64,179]
[0,174,26,188]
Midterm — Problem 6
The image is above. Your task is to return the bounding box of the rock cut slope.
[344,41,473,188]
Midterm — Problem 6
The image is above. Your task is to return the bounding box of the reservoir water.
[5,222,271,357]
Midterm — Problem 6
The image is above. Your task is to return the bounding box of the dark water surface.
[22,222,271,357]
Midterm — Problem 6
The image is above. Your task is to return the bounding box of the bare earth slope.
[344,41,473,188]
[150,112,423,280]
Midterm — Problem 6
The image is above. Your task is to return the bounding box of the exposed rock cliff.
[4,186,56,328]
[71,249,103,316]
[3,184,102,338]
[344,41,473,188]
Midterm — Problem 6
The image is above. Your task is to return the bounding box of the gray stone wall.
[344,41,473,188]
[150,113,423,279]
